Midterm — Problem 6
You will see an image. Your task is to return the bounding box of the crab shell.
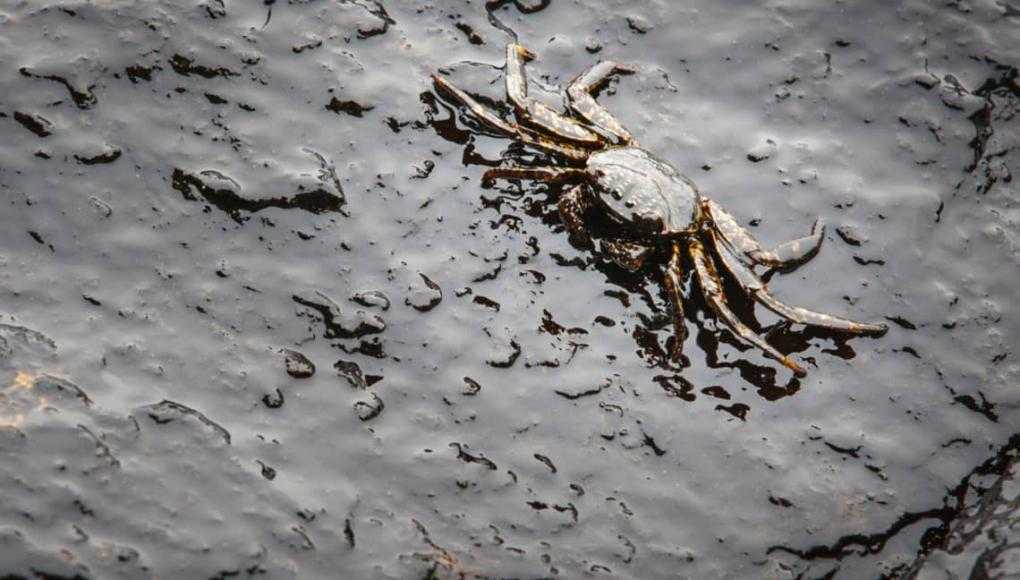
[587,148,703,237]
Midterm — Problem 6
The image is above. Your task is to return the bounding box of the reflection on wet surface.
[0,0,1018,578]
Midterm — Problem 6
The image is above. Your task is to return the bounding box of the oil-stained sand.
[0,1,1018,578]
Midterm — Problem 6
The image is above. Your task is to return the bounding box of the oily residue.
[0,1,1017,578]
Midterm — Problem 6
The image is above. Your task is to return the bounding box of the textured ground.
[0,1,1018,578]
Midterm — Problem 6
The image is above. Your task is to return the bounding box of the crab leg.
[566,60,637,145]
[505,44,602,145]
[602,240,654,271]
[767,221,826,268]
[708,228,889,335]
[706,200,824,270]
[558,184,595,248]
[663,242,688,361]
[688,237,807,377]
[482,166,587,187]
[432,74,588,161]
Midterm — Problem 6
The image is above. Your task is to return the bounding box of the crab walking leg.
[688,237,808,377]
[708,229,889,335]
[566,61,637,144]
[432,75,588,162]
[601,240,654,271]
[706,200,824,270]
[557,184,595,248]
[663,242,688,361]
[482,166,587,187]
[505,44,602,145]
[767,219,826,269]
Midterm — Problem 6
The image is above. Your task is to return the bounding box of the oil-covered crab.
[432,44,887,376]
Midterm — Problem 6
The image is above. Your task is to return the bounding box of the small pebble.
[283,349,315,378]
[626,15,653,34]
[747,139,776,162]
[836,225,867,246]
[462,377,481,396]
[335,359,366,389]
[352,290,390,310]
[262,388,285,409]
[406,273,443,312]
[353,393,384,421]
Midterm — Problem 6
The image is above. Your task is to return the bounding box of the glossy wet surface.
[0,1,1018,578]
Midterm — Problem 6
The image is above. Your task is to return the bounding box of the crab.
[431,43,887,377]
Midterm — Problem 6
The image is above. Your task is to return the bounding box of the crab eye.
[624,200,635,208]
